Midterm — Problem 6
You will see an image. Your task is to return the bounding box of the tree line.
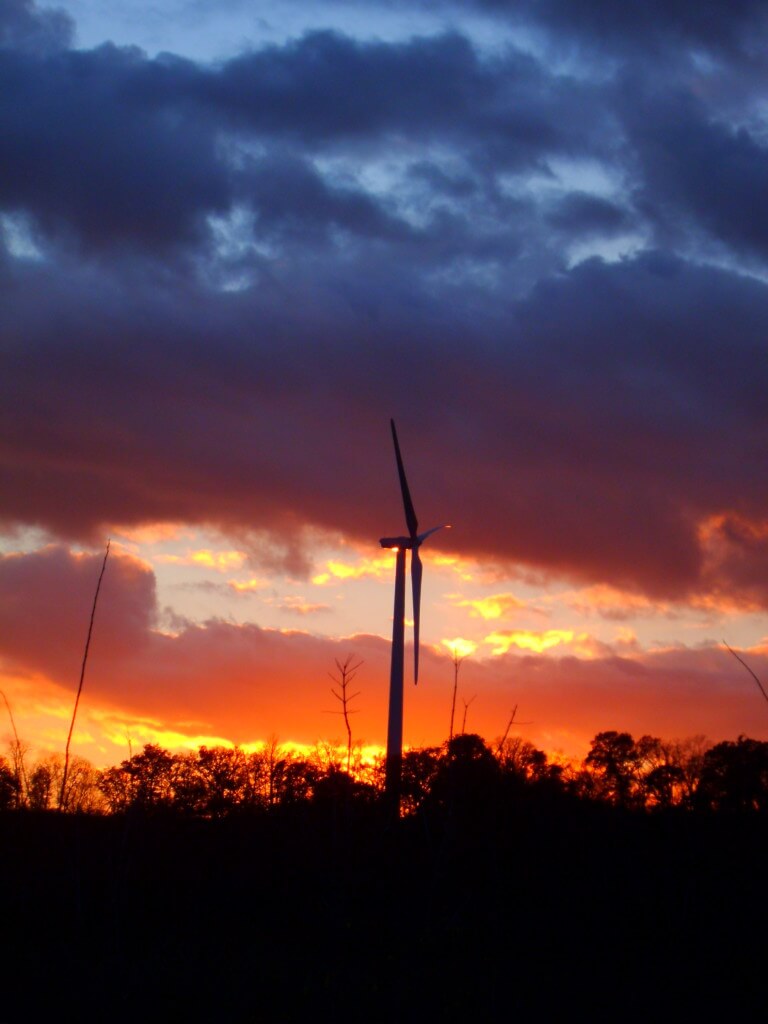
[2,728,767,815]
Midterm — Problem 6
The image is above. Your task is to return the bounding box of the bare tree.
[34,753,104,812]
[59,540,110,810]
[327,656,363,773]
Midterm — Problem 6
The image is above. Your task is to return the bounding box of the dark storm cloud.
[0,44,230,251]
[619,84,768,262]
[197,30,592,159]
[545,191,629,235]
[446,0,768,58]
[4,0,768,606]
[241,153,412,242]
[0,17,605,255]
[0,0,72,54]
[4,248,768,602]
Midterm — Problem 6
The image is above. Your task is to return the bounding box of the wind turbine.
[380,419,448,809]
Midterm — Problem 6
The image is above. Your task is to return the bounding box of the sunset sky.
[3,0,768,768]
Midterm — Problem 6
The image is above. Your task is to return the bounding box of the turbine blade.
[417,524,450,544]
[391,419,418,538]
[412,546,422,684]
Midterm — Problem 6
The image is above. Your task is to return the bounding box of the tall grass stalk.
[1,689,28,805]
[59,540,110,811]
[724,640,768,708]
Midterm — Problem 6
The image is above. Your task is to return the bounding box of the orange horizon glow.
[3,537,768,777]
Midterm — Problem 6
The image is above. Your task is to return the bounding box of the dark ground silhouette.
[2,743,767,1021]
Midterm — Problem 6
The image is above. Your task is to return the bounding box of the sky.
[3,0,768,768]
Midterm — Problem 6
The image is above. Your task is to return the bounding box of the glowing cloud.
[158,549,247,571]
[450,592,527,620]
[484,629,580,655]
[429,554,476,581]
[559,584,669,620]
[228,577,269,593]
[441,637,478,659]
[312,553,395,585]
[274,597,331,616]
[113,523,192,546]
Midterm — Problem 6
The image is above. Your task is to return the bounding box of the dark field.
[2,795,766,1021]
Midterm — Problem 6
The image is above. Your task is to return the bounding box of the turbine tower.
[380,419,447,811]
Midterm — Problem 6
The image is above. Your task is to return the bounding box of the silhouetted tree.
[629,736,688,809]
[696,736,768,812]
[2,692,29,806]
[27,759,56,810]
[27,753,103,811]
[188,745,251,816]
[400,746,442,815]
[275,758,319,804]
[666,735,709,808]
[497,735,558,783]
[311,740,344,776]
[99,743,179,812]
[427,734,501,820]
[0,756,19,810]
[584,731,643,808]
[643,762,686,809]
[251,735,290,807]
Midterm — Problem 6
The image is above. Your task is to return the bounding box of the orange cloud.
[484,629,583,655]
[312,552,395,584]
[428,553,476,581]
[113,522,192,546]
[559,584,669,620]
[274,596,331,616]
[3,545,768,767]
[441,637,478,659]
[157,548,247,571]
[228,577,269,593]
[450,592,527,620]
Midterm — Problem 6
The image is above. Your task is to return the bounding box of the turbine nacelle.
[380,525,449,550]
[380,535,415,550]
